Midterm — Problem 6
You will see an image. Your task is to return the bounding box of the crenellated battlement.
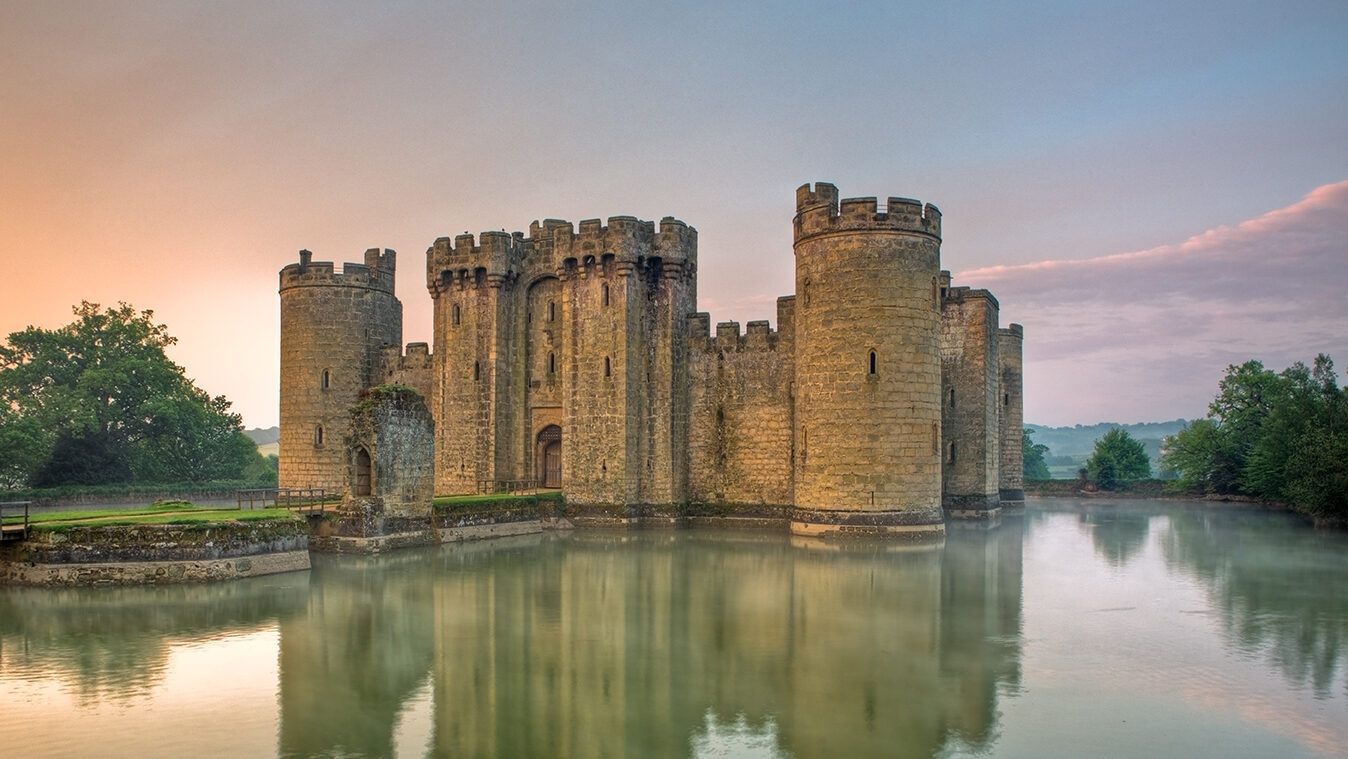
[425,231,525,295]
[688,315,784,354]
[379,341,433,372]
[998,323,1024,339]
[280,248,396,293]
[941,285,1000,310]
[793,182,941,243]
[427,213,697,294]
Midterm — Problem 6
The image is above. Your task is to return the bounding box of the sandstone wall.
[377,342,435,401]
[688,317,794,507]
[279,249,401,491]
[791,183,944,531]
[998,325,1025,506]
[345,385,435,518]
[940,286,1001,513]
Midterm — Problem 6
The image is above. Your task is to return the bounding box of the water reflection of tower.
[277,552,435,757]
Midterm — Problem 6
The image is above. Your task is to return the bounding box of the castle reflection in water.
[277,521,1023,758]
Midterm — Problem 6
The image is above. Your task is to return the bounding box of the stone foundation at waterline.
[0,521,311,587]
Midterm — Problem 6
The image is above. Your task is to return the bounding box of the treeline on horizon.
[0,302,276,491]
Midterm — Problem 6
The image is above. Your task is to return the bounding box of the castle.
[278,182,1023,537]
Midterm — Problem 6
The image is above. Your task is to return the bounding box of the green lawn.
[433,491,562,510]
[21,501,301,530]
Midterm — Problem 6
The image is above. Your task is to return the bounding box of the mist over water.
[1,498,1344,758]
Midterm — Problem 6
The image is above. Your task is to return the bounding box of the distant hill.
[1025,420,1190,478]
[244,426,279,445]
[245,427,280,457]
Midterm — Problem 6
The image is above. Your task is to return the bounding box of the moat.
[1,498,1344,758]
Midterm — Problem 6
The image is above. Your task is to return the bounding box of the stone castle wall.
[279,248,401,491]
[687,314,795,507]
[940,284,1001,514]
[998,325,1025,508]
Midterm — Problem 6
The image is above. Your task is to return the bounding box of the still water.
[1,498,1344,758]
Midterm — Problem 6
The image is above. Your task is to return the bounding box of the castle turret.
[997,325,1025,511]
[791,183,945,538]
[279,248,402,491]
[940,284,1002,519]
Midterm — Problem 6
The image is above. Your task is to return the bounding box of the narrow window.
[474,361,480,381]
[548,352,555,374]
[868,350,877,375]
[1004,392,1010,407]
[949,388,956,408]
[548,301,556,322]
[604,356,611,377]
[948,441,957,464]
[602,283,610,307]
[453,304,461,326]
[321,369,330,389]
[314,425,324,447]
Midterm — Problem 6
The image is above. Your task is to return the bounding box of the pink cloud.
[959,181,1348,425]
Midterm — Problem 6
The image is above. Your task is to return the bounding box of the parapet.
[942,285,1000,311]
[688,313,785,354]
[998,323,1024,339]
[541,214,697,273]
[793,182,941,244]
[426,231,524,295]
[279,248,397,294]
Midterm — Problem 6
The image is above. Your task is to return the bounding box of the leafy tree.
[1022,427,1051,480]
[1085,428,1150,490]
[1161,355,1347,524]
[0,302,258,487]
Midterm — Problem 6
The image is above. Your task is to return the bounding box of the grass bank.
[433,491,563,511]
[23,501,300,531]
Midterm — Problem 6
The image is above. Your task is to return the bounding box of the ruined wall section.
[998,325,1025,509]
[687,314,794,507]
[791,183,944,536]
[344,385,435,519]
[278,249,401,491]
[426,233,521,494]
[940,285,1001,515]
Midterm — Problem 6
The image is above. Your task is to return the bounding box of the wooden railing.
[235,488,337,514]
[0,500,31,541]
[474,479,540,495]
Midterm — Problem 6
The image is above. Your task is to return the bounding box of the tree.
[1022,427,1051,480]
[1085,428,1150,490]
[0,302,259,486]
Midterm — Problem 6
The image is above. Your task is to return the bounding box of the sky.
[1,0,1345,428]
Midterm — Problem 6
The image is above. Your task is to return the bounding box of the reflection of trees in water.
[272,527,1024,758]
[0,573,309,704]
[1160,508,1348,698]
[278,549,438,758]
[1080,509,1152,568]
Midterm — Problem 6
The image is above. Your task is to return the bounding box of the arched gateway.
[537,425,562,489]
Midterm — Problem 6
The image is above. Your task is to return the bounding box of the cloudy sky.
[1,1,1345,427]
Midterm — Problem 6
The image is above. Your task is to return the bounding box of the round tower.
[278,248,402,491]
[791,182,945,537]
[998,324,1025,511]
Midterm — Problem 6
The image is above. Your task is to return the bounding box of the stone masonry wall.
[345,386,435,518]
[998,325,1025,506]
[378,342,435,402]
[279,249,401,492]
[791,183,944,527]
[688,317,794,506]
[940,287,1001,512]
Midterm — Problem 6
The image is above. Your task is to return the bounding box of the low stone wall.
[0,520,311,587]
[1,551,311,587]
